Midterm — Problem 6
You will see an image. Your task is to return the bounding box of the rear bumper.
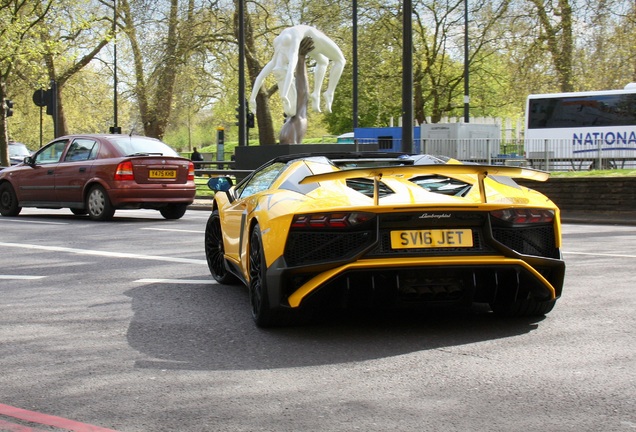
[266,254,565,311]
[108,186,195,207]
[264,209,565,313]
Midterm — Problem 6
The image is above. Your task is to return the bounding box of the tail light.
[187,161,195,181]
[114,161,134,181]
[491,208,554,224]
[291,212,374,229]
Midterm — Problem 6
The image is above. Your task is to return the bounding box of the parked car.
[0,134,195,220]
[205,152,565,327]
[8,142,31,165]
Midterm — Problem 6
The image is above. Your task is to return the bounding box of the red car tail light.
[291,212,374,229]
[187,161,195,181]
[491,208,554,224]
[114,161,134,181]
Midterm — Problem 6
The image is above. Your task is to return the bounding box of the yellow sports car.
[205,153,565,327]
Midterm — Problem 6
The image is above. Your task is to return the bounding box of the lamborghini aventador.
[204,153,565,327]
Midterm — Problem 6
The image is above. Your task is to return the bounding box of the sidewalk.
[189,199,636,226]
[559,211,636,226]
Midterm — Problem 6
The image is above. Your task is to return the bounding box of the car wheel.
[490,297,556,317]
[248,224,279,327]
[0,183,21,216]
[70,208,87,216]
[160,204,188,220]
[204,210,240,285]
[86,185,115,221]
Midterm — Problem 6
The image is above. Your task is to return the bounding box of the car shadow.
[124,279,545,371]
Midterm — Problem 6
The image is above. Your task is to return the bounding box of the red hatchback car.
[0,134,196,220]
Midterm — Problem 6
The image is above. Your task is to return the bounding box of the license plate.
[149,169,177,179]
[390,229,473,249]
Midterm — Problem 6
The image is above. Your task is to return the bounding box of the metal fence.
[190,139,636,177]
[352,137,636,171]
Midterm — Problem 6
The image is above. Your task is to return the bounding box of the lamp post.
[463,0,470,123]
[353,0,358,131]
[401,0,413,153]
[237,0,246,147]
[110,0,121,134]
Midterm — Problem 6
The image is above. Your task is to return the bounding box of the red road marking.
[0,403,119,432]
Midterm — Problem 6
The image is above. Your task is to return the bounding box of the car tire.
[204,210,240,285]
[160,204,188,220]
[70,208,87,216]
[490,297,556,317]
[248,224,280,327]
[86,185,115,221]
[0,183,21,216]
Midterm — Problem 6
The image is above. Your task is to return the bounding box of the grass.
[195,177,214,198]
[550,169,636,177]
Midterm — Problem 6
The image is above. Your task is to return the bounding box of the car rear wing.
[299,164,550,206]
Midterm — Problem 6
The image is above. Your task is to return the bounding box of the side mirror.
[24,156,35,166]
[207,176,233,192]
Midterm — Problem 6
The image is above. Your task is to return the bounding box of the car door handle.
[47,170,54,175]
[79,167,86,172]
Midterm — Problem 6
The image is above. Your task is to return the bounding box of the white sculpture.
[249,25,346,117]
[279,37,313,144]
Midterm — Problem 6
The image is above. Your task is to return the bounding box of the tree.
[39,3,112,137]
[0,0,53,166]
[118,0,179,139]
[526,0,574,92]
[118,0,231,140]
[240,1,277,145]
[576,0,636,90]
[326,0,517,129]
[4,0,636,153]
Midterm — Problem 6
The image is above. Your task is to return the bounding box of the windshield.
[110,136,179,157]
[9,144,30,157]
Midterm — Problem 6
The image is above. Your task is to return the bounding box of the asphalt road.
[0,208,634,432]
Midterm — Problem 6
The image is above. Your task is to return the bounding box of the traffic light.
[235,99,255,128]
[235,105,241,126]
[4,99,13,117]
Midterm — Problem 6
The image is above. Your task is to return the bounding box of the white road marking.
[0,275,47,280]
[0,242,207,265]
[141,228,203,234]
[0,219,69,225]
[563,251,636,259]
[135,278,217,284]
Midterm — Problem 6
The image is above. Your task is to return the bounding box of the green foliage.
[2,0,636,154]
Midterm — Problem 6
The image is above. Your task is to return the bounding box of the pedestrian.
[191,147,204,168]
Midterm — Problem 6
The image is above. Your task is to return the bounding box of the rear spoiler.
[299,164,549,206]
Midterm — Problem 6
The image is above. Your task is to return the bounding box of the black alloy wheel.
[248,224,277,327]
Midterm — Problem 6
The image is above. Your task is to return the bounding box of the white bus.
[525,84,636,168]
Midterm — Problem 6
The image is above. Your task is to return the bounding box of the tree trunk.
[120,0,182,140]
[43,55,67,137]
[0,82,9,166]
[238,5,277,145]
